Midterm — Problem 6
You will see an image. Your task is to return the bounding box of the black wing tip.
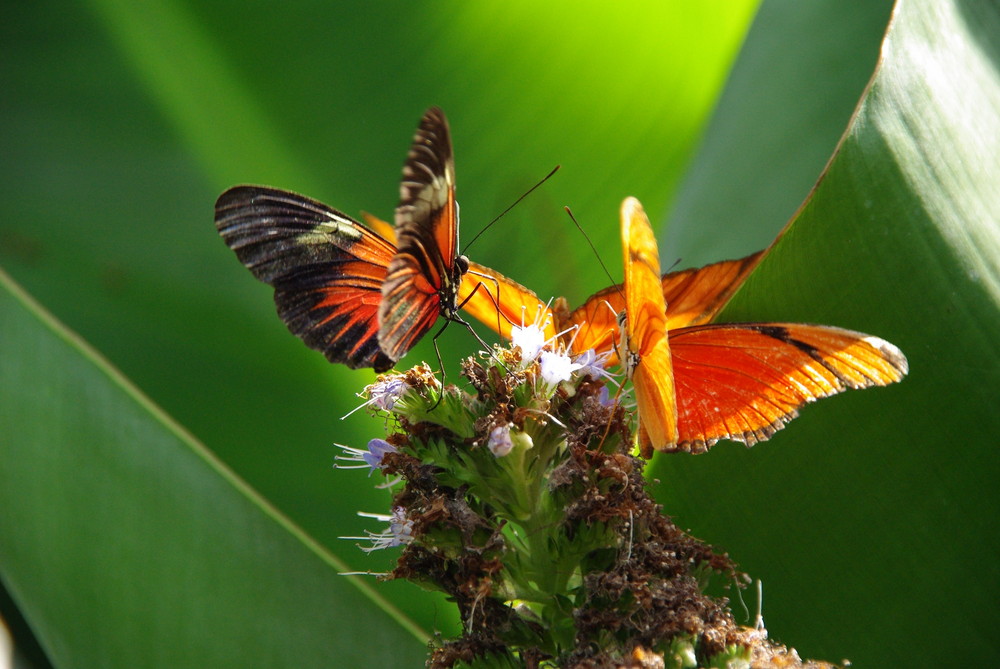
[421,106,447,126]
[372,356,396,373]
[413,108,452,151]
[215,184,316,208]
[215,184,273,209]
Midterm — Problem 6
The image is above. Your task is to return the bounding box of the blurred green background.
[3,0,998,667]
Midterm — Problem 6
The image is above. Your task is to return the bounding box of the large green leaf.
[0,269,427,667]
[652,1,1000,666]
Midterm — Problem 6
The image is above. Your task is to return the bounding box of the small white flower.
[488,424,514,457]
[539,350,582,385]
[511,323,547,363]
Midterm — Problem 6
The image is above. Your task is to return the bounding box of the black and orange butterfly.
[215,107,480,373]
[459,197,908,455]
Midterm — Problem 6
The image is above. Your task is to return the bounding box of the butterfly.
[215,107,475,373]
[459,197,908,455]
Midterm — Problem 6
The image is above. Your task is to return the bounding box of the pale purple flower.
[596,384,614,408]
[488,424,514,457]
[573,348,613,380]
[367,376,409,411]
[362,438,396,472]
[333,438,397,475]
[539,350,582,385]
[343,507,414,553]
[342,375,411,419]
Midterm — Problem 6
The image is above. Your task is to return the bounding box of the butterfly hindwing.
[379,107,465,362]
[459,261,557,342]
[668,323,909,452]
[215,185,396,371]
[563,284,624,359]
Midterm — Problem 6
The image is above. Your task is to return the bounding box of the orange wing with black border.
[215,185,396,371]
[613,197,908,455]
[564,252,764,363]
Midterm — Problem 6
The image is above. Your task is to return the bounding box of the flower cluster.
[334,333,827,668]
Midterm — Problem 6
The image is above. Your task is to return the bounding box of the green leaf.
[0,268,427,667]
[652,1,1000,666]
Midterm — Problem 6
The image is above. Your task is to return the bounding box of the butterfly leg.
[459,273,507,336]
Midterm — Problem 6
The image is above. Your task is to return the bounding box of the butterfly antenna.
[564,206,620,295]
[462,165,561,254]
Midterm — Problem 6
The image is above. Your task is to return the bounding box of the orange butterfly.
[460,198,908,455]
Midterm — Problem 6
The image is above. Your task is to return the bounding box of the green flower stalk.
[339,330,837,668]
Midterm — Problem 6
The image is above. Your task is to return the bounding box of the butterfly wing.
[458,261,557,341]
[379,107,463,362]
[661,251,765,329]
[668,323,909,452]
[361,212,397,245]
[562,284,624,358]
[620,197,679,452]
[565,251,765,360]
[215,185,396,371]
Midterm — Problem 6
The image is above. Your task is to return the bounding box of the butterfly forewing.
[565,251,765,362]
[379,107,463,362]
[661,251,765,329]
[215,185,395,371]
[620,197,679,451]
